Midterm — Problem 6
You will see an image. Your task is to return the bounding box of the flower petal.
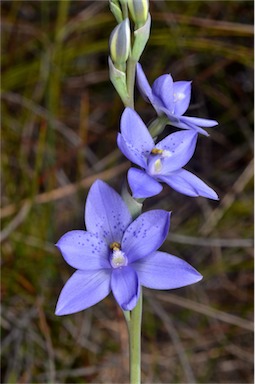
[117,133,147,168]
[120,108,154,157]
[155,130,198,173]
[151,74,175,113]
[159,169,219,200]
[128,167,163,198]
[136,63,153,103]
[173,80,192,116]
[56,230,110,270]
[166,116,210,136]
[55,269,111,315]
[85,180,132,244]
[122,210,170,263]
[111,266,140,310]
[180,115,218,128]
[132,251,202,289]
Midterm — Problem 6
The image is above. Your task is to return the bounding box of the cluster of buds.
[109,0,150,105]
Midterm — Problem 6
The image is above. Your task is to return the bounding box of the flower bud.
[128,0,149,28]
[109,0,123,23]
[109,18,131,67]
[131,13,151,61]
[108,57,129,105]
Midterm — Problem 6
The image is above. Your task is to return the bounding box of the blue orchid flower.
[117,108,219,199]
[136,63,218,136]
[55,180,202,315]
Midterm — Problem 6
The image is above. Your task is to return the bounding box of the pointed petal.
[122,210,170,263]
[85,180,132,244]
[181,115,218,128]
[128,167,163,198]
[173,81,192,115]
[166,116,210,136]
[151,74,175,113]
[133,251,202,289]
[56,230,110,270]
[111,267,140,310]
[117,133,147,168]
[155,130,198,172]
[160,169,219,200]
[136,63,153,103]
[120,108,154,156]
[55,269,111,315]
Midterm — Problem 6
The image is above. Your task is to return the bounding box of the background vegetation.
[1,1,253,383]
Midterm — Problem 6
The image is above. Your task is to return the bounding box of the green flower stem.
[148,114,169,138]
[124,289,143,384]
[122,194,143,384]
[126,57,137,108]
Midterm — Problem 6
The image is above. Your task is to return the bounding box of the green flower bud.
[109,18,131,67]
[131,13,151,61]
[128,0,149,28]
[108,57,129,105]
[109,0,123,23]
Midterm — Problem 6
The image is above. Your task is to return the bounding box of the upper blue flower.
[117,108,219,200]
[136,63,218,136]
[55,180,202,315]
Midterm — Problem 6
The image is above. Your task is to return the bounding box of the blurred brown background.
[1,1,253,383]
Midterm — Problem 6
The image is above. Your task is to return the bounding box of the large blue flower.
[117,108,218,199]
[55,180,202,315]
[136,63,218,136]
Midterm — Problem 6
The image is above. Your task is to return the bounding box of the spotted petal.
[122,210,170,263]
[120,108,154,158]
[56,230,110,270]
[133,251,202,289]
[85,180,132,244]
[55,269,111,315]
[155,130,198,173]
[117,133,147,168]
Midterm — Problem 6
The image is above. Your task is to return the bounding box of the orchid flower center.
[151,148,172,158]
[153,159,162,173]
[151,148,163,155]
[149,147,172,174]
[110,242,127,269]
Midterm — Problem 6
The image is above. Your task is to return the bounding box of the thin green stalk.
[123,193,143,384]
[148,114,169,138]
[125,289,143,384]
[126,57,137,109]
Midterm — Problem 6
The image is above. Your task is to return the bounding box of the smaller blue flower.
[136,63,218,136]
[55,180,202,315]
[117,108,219,199]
